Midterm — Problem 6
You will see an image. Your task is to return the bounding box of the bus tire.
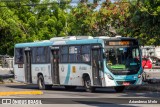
[114,86,125,93]
[38,75,46,90]
[84,76,95,93]
[65,86,77,90]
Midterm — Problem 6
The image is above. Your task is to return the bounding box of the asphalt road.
[0,83,160,107]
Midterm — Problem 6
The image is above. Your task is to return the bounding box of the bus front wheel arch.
[38,75,46,90]
[37,74,52,90]
[83,74,95,93]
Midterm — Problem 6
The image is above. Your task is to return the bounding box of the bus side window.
[36,55,40,62]
[32,48,36,63]
[36,48,41,63]
[60,46,68,63]
[82,54,90,62]
[77,54,81,61]
[33,47,48,63]
[15,48,24,64]
[76,46,81,62]
[81,45,90,63]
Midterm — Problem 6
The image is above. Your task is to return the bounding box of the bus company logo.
[79,66,87,70]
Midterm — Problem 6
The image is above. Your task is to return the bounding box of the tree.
[0,0,71,55]
[0,2,26,55]
[111,0,160,45]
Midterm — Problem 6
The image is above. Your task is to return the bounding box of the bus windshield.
[105,47,141,71]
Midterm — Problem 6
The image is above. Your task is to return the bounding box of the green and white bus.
[14,36,143,92]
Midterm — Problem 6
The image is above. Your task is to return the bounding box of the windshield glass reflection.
[105,47,141,71]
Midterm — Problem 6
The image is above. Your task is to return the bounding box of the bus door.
[24,47,32,83]
[92,45,102,86]
[51,46,60,85]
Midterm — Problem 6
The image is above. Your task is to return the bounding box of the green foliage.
[0,2,25,55]
[0,0,70,55]
[112,0,160,45]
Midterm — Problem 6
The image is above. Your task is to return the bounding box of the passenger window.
[81,45,90,62]
[69,46,81,63]
[61,46,68,62]
[15,48,24,64]
[32,47,48,63]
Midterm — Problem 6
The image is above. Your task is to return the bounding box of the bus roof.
[94,36,136,40]
[15,36,137,48]
[15,41,53,48]
[51,36,136,45]
[61,39,103,45]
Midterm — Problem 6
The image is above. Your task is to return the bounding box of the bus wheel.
[84,76,95,92]
[65,86,76,90]
[114,86,125,93]
[38,75,46,90]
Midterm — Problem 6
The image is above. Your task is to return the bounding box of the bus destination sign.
[108,41,133,46]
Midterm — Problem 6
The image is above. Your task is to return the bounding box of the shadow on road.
[4,84,160,107]
[6,84,39,90]
[5,84,160,98]
[6,84,117,93]
[74,102,138,107]
[41,98,139,107]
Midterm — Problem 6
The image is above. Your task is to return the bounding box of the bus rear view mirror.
[104,50,109,58]
[103,53,107,58]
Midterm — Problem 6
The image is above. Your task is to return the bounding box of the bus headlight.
[107,74,114,80]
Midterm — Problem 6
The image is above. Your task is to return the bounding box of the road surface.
[0,83,160,107]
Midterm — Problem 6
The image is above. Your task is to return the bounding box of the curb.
[0,91,43,96]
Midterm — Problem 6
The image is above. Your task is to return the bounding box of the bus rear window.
[15,48,24,64]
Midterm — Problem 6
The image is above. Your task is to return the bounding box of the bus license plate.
[123,82,130,86]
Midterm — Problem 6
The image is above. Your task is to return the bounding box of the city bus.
[14,36,143,92]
